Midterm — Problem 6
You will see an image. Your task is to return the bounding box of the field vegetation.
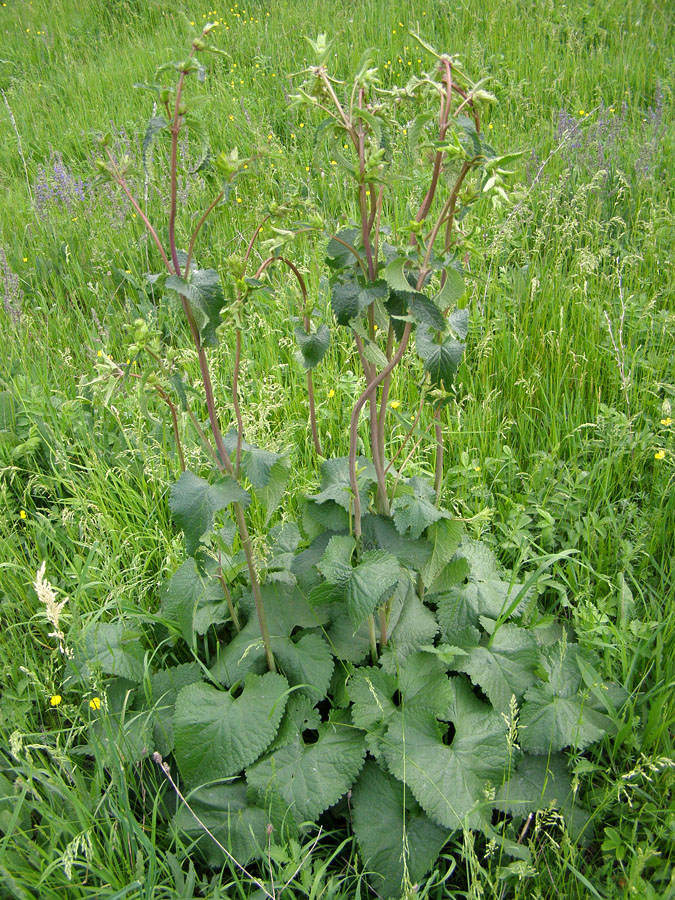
[0,0,673,898]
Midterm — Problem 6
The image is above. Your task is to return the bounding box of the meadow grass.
[1,0,674,896]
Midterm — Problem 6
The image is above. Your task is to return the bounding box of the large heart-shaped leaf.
[174,780,296,867]
[309,455,376,512]
[454,625,539,714]
[246,716,366,821]
[150,662,203,756]
[352,761,448,900]
[391,476,447,540]
[173,673,288,787]
[382,678,510,830]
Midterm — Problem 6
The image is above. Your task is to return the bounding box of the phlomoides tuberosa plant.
[285,32,525,539]
[82,26,625,900]
[95,23,328,674]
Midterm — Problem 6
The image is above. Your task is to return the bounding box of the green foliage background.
[0,0,673,897]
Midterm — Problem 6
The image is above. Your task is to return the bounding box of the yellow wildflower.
[328,389,335,398]
[50,695,62,707]
[20,509,27,519]
[89,697,101,710]
[390,400,400,410]
[654,450,665,460]
[661,418,673,426]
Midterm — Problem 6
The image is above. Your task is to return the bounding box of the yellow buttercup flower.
[50,695,62,707]
[661,418,673,426]
[19,509,27,519]
[390,400,400,410]
[89,697,101,710]
[328,389,335,398]
[654,450,666,460]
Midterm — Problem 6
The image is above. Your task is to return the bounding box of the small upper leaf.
[416,323,464,390]
[331,277,388,326]
[294,324,331,370]
[166,268,226,348]
[434,268,465,310]
[384,257,416,293]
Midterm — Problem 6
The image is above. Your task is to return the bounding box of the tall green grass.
[1,0,673,896]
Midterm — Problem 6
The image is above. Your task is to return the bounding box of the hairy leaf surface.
[246,718,366,821]
[383,679,510,830]
[169,471,250,555]
[174,673,288,787]
[352,762,448,900]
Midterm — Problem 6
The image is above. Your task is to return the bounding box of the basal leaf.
[268,694,322,752]
[348,667,397,731]
[391,476,448,540]
[150,662,203,756]
[317,534,356,585]
[173,672,289,787]
[246,718,366,821]
[241,448,290,523]
[361,514,433,570]
[169,471,250,555]
[495,753,589,840]
[392,476,446,540]
[381,581,439,668]
[210,582,328,686]
[272,632,334,703]
[519,683,613,754]
[174,780,294,867]
[455,625,539,714]
[382,679,510,830]
[294,324,331,370]
[83,622,145,683]
[325,604,373,663]
[352,761,448,900]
